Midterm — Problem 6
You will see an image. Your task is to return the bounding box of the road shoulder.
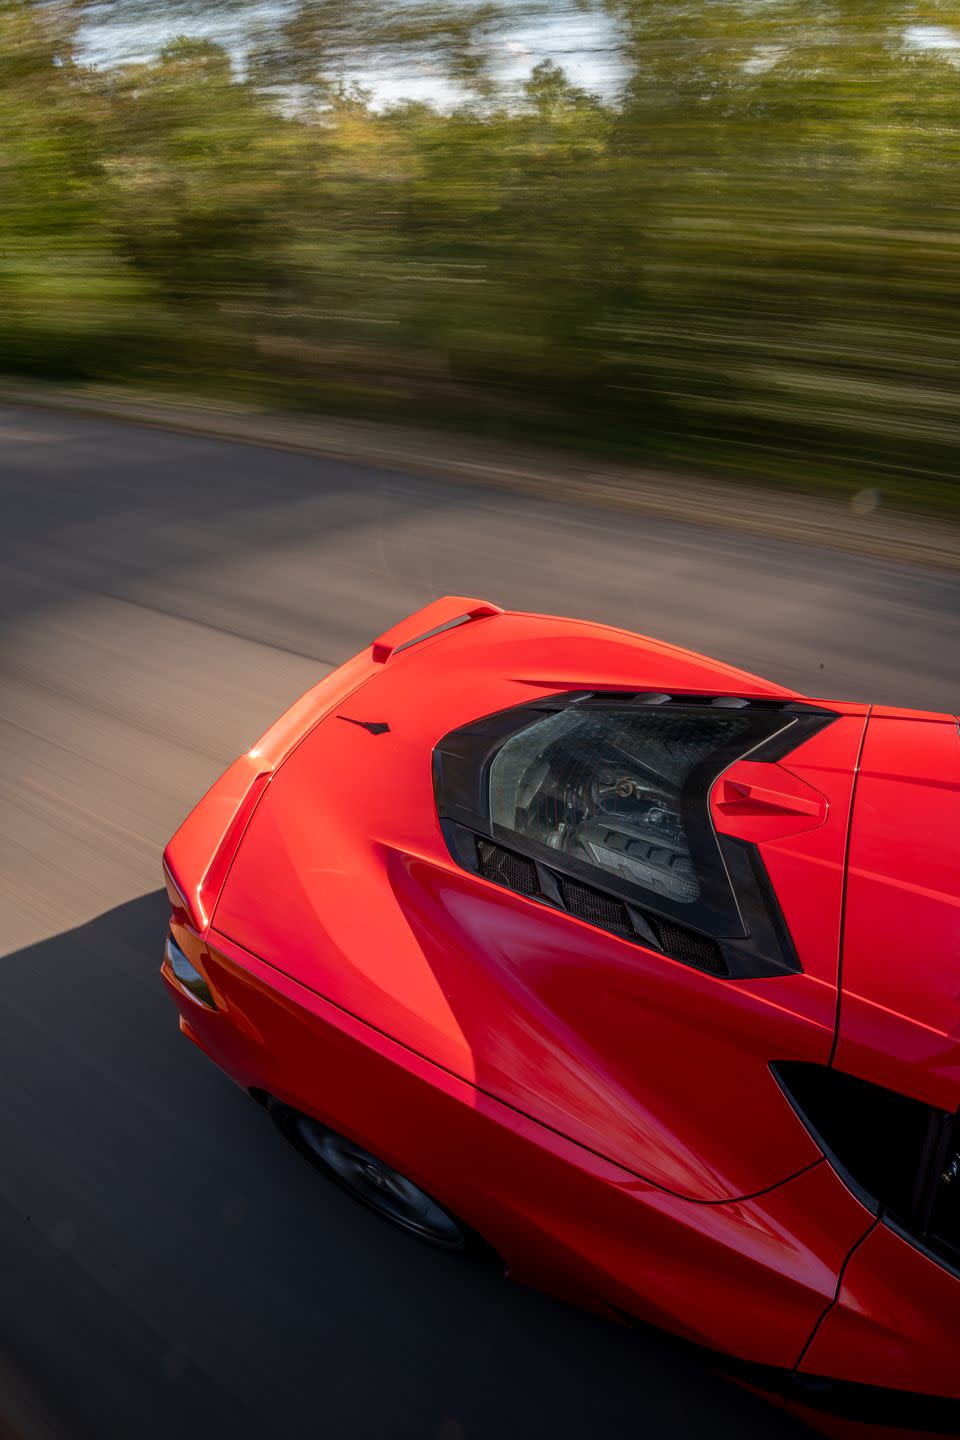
[2,380,956,571]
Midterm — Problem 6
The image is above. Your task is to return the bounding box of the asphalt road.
[1,403,957,1440]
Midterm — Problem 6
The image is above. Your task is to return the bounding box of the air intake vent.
[560,878,632,935]
[473,833,728,975]
[578,691,647,704]
[651,918,727,976]
[476,839,540,896]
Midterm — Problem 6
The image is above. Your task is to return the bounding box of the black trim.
[885,1214,960,1286]
[393,613,474,654]
[715,837,799,977]
[771,1062,880,1217]
[468,828,730,975]
[443,820,732,976]
[338,716,391,736]
[785,1372,960,1431]
[434,693,836,981]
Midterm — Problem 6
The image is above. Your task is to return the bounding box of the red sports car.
[161,597,960,1437]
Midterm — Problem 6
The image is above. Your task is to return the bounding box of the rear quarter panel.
[168,926,874,1369]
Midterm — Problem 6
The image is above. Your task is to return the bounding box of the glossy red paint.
[744,715,870,1030]
[711,759,828,841]
[833,715,960,1109]
[370,594,502,662]
[713,716,869,1034]
[212,625,829,1201]
[163,647,379,930]
[799,1220,960,1401]
[161,599,960,1433]
[163,925,871,1365]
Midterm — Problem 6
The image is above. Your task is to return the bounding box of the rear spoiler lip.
[371,597,502,663]
[162,601,506,935]
[163,648,383,935]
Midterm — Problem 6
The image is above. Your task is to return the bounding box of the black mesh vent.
[652,917,727,976]
[476,839,540,896]
[475,834,727,974]
[560,878,632,935]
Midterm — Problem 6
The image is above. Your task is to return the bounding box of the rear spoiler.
[371,596,502,664]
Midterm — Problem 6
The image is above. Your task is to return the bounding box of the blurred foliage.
[3,0,960,510]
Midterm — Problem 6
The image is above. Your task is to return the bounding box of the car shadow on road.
[0,892,810,1440]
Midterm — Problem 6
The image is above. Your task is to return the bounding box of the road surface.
[1,404,956,1439]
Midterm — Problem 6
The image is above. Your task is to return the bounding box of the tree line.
[3,0,960,511]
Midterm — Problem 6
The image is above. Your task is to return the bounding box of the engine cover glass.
[489,707,751,906]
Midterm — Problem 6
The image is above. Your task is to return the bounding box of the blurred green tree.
[0,0,140,373]
[1,0,959,510]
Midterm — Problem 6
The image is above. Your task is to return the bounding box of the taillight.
[164,934,217,1009]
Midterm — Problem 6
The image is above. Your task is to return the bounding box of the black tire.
[267,1101,471,1252]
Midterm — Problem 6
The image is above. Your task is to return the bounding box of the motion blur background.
[5,0,960,514]
[1,6,959,1439]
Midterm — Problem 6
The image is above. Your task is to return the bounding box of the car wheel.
[268,1102,469,1251]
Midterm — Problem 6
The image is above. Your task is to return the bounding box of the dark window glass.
[433,693,831,976]
[773,1063,934,1220]
[930,1118,960,1268]
[489,707,751,908]
[775,1063,960,1278]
